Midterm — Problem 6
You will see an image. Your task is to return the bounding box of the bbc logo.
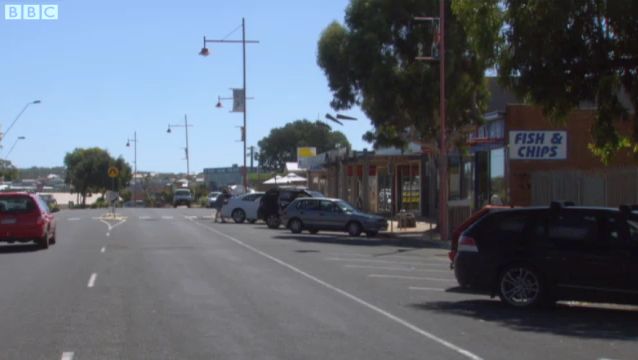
[4,4,59,20]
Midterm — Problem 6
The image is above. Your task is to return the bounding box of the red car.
[0,192,58,249]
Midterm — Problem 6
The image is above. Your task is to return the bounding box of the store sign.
[509,131,567,160]
[297,147,316,160]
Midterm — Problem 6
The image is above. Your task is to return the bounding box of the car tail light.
[458,235,478,253]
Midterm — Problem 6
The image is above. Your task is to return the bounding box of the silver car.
[282,197,388,237]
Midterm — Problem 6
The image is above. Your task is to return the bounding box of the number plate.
[1,218,16,225]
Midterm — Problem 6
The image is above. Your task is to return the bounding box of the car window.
[0,196,38,213]
[320,200,338,212]
[36,196,50,213]
[626,219,638,247]
[547,211,600,252]
[243,194,262,202]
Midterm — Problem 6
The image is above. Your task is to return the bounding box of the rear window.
[0,196,38,213]
[175,190,191,196]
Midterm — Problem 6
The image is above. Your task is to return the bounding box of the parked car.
[172,188,192,207]
[257,187,324,229]
[207,191,221,208]
[0,192,58,249]
[221,192,264,223]
[453,202,638,308]
[37,193,58,210]
[281,197,388,237]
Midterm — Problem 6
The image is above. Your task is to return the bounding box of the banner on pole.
[232,88,245,113]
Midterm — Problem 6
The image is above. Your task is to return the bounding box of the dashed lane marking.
[61,352,74,360]
[87,273,97,288]
[100,246,106,253]
[188,218,483,360]
[344,264,450,273]
[368,274,455,282]
[409,286,447,292]
[161,215,174,220]
[326,257,445,267]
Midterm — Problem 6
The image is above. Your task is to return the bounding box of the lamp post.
[126,131,138,204]
[200,18,259,190]
[2,100,40,150]
[167,115,192,177]
[4,136,25,159]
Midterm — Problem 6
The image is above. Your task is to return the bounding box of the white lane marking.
[344,264,450,273]
[368,274,455,282]
[184,215,197,220]
[409,286,446,292]
[61,352,74,360]
[87,273,97,288]
[328,252,450,262]
[106,232,110,237]
[326,257,445,267]
[161,215,174,220]
[67,217,81,221]
[98,218,126,231]
[100,246,106,253]
[188,219,482,360]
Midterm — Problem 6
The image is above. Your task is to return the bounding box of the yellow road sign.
[108,166,119,178]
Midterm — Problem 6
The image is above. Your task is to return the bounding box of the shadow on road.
[410,299,638,341]
[0,243,42,254]
[272,233,428,248]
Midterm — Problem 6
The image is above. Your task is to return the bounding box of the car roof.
[0,192,36,197]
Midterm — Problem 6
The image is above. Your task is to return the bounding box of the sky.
[0,0,374,174]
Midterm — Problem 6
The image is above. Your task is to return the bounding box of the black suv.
[454,202,638,308]
[257,187,323,229]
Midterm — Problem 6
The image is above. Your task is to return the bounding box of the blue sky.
[0,0,373,173]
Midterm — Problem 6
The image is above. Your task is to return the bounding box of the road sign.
[108,166,119,178]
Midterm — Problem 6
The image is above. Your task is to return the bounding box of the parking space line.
[327,252,450,262]
[368,274,455,282]
[61,352,74,360]
[189,219,483,360]
[409,286,446,292]
[161,216,174,220]
[67,217,81,221]
[326,257,444,267]
[100,246,106,253]
[87,273,97,288]
[345,264,450,273]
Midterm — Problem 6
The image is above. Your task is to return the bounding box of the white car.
[221,192,264,223]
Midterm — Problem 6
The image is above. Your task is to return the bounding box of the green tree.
[257,120,350,170]
[317,0,495,148]
[486,0,638,163]
[64,147,132,207]
[0,159,19,181]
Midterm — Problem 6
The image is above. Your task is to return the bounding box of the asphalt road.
[1,208,637,360]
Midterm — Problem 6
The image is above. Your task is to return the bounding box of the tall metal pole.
[133,131,137,203]
[184,114,190,177]
[242,17,248,190]
[438,0,449,242]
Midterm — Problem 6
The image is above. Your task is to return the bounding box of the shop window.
[398,164,420,213]
[490,148,506,204]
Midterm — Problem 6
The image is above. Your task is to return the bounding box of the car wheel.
[366,231,378,238]
[266,214,280,229]
[347,222,362,237]
[38,235,49,249]
[50,232,56,245]
[232,209,246,224]
[289,219,303,234]
[309,229,319,234]
[498,265,545,308]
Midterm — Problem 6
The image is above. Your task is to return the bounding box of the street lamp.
[2,100,41,149]
[126,131,138,204]
[167,115,193,177]
[200,18,259,190]
[4,136,25,159]
[324,113,358,126]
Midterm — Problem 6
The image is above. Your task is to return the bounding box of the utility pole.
[126,131,137,203]
[167,115,193,177]
[249,146,255,170]
[415,0,448,241]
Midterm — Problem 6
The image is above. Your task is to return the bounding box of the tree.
[257,120,350,170]
[0,159,19,181]
[317,0,496,148]
[486,0,638,163]
[64,148,132,207]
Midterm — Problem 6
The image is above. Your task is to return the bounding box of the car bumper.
[454,253,496,292]
[363,221,388,232]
